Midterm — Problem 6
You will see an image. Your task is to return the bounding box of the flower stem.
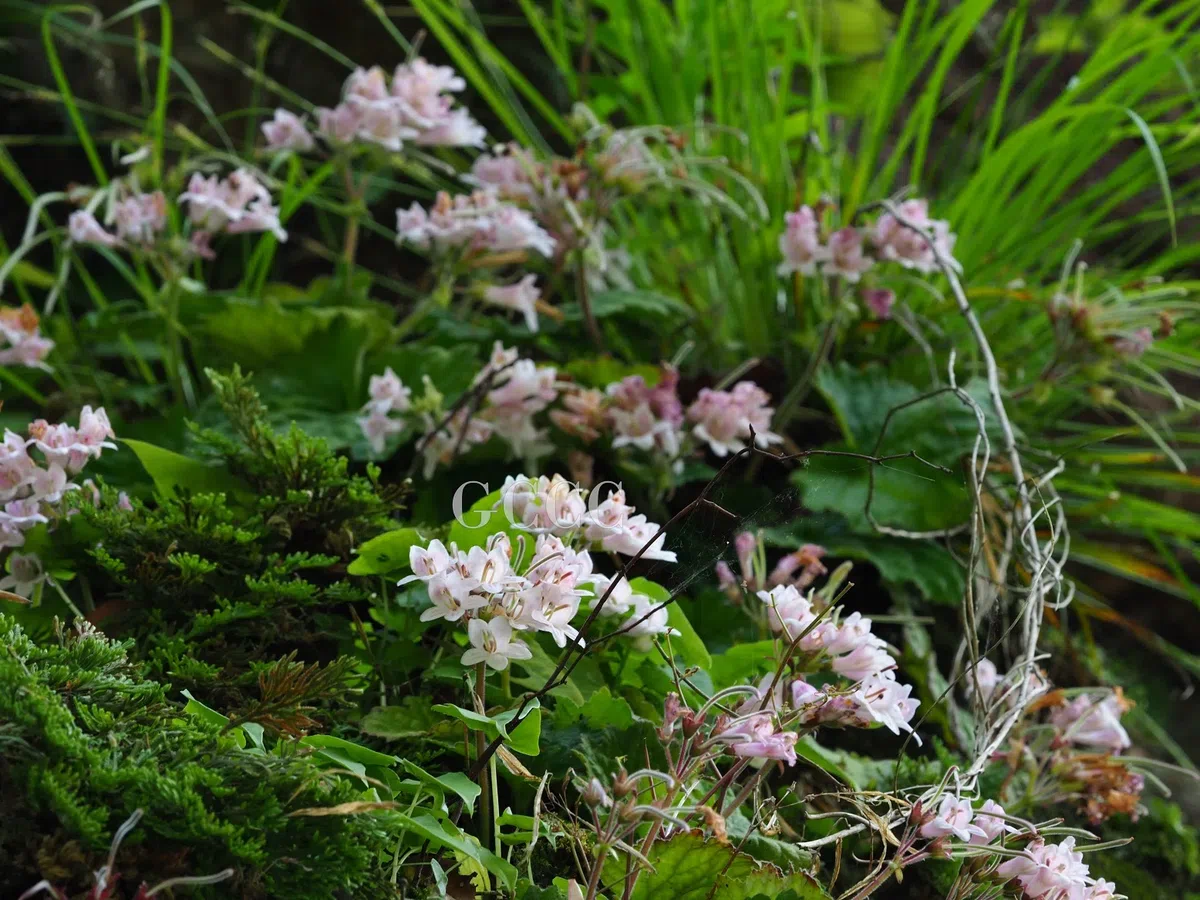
[474,661,492,883]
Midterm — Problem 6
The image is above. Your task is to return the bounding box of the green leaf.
[764,522,966,604]
[562,289,692,322]
[630,578,711,668]
[433,699,542,756]
[794,450,972,534]
[446,489,525,551]
[399,760,481,815]
[122,438,251,500]
[614,832,829,899]
[360,697,439,739]
[300,734,398,768]
[180,689,229,727]
[398,812,517,891]
[348,527,423,576]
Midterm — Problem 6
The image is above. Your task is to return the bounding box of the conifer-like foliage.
[75,368,407,710]
[0,615,403,898]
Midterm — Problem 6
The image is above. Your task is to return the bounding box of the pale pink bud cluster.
[179,168,287,242]
[68,189,168,250]
[314,59,485,152]
[778,199,959,316]
[357,367,413,454]
[997,836,1118,900]
[396,190,556,258]
[0,304,54,370]
[0,407,115,558]
[685,381,782,457]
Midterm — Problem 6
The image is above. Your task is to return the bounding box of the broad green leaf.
[300,734,398,767]
[398,812,517,891]
[122,438,251,500]
[612,832,830,899]
[433,699,542,756]
[360,697,439,739]
[447,490,526,551]
[793,451,972,535]
[349,527,424,576]
[180,689,229,727]
[630,578,711,668]
[399,759,481,815]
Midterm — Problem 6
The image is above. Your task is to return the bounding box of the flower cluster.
[0,304,54,369]
[396,189,557,259]
[179,168,287,243]
[70,168,286,257]
[998,836,1119,900]
[757,585,920,739]
[553,370,782,460]
[778,198,958,317]
[919,794,1014,846]
[399,475,678,670]
[361,347,784,475]
[0,407,116,596]
[263,60,486,154]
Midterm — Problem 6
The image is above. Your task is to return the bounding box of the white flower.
[68,211,120,248]
[461,616,532,671]
[831,640,895,682]
[852,673,919,739]
[0,551,44,598]
[623,593,679,652]
[483,275,541,332]
[918,794,987,843]
[405,539,452,580]
[366,367,412,415]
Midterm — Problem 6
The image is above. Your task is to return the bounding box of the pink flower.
[716,713,798,765]
[468,149,539,200]
[919,794,987,843]
[112,191,167,244]
[778,206,828,276]
[1083,879,1119,900]
[759,584,815,639]
[852,673,919,738]
[872,199,959,274]
[0,305,54,370]
[483,275,541,332]
[966,658,1000,704]
[316,103,363,144]
[396,190,554,257]
[366,367,411,416]
[996,837,1090,899]
[461,616,532,671]
[1050,693,1131,754]
[1112,327,1153,358]
[823,227,873,282]
[831,639,895,681]
[262,109,315,152]
[179,169,287,241]
[0,551,44,598]
[416,106,486,148]
[686,381,782,457]
[358,409,405,455]
[68,211,120,247]
[863,288,895,320]
[970,799,1015,844]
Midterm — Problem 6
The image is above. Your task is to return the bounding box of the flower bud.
[581,777,612,809]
